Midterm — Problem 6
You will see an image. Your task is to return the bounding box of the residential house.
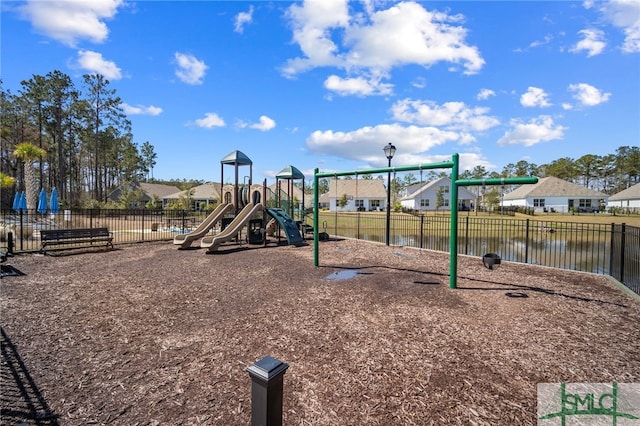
[319,179,387,211]
[163,183,221,211]
[607,182,640,210]
[107,182,181,208]
[502,176,608,213]
[400,177,476,211]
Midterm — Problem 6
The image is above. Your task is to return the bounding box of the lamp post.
[383,142,396,246]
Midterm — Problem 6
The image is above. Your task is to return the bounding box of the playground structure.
[172,203,234,248]
[313,153,538,289]
[174,151,305,252]
[274,165,306,222]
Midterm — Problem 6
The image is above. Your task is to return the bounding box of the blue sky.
[2,0,639,183]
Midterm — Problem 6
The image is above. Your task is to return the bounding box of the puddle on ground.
[325,270,359,281]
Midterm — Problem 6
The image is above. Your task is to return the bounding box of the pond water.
[340,232,613,276]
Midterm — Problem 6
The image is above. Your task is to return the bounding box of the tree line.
[1,71,157,209]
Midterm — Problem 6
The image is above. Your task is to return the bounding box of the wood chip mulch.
[1,238,639,425]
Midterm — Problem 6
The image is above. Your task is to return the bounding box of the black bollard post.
[246,356,289,426]
[7,231,14,254]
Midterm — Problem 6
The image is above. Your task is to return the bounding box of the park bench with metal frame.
[40,227,113,254]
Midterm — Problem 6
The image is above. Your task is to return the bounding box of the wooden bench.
[40,227,113,254]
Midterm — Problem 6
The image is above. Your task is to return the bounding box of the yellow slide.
[201,203,264,252]
[173,203,234,248]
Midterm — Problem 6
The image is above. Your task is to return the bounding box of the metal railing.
[318,211,640,295]
[2,208,638,295]
[0,208,210,252]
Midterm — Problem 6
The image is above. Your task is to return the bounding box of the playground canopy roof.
[276,165,304,180]
[220,150,252,166]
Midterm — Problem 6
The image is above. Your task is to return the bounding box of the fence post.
[464,216,469,255]
[609,223,615,278]
[7,231,14,254]
[19,210,24,251]
[620,223,626,283]
[420,215,424,250]
[141,209,145,242]
[524,219,530,264]
[246,356,289,426]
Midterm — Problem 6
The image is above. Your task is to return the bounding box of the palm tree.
[13,142,47,211]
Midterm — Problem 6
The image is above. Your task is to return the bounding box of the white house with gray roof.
[607,182,640,210]
[319,179,387,211]
[502,176,608,213]
[400,177,476,211]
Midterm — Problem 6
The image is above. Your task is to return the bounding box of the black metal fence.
[318,211,640,295]
[2,208,638,295]
[0,208,210,252]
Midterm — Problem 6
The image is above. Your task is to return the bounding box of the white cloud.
[251,115,276,131]
[18,0,123,46]
[75,50,122,80]
[411,77,427,89]
[597,0,640,53]
[520,87,551,108]
[234,6,254,34]
[282,1,484,86]
[477,88,495,101]
[530,34,553,48]
[194,113,225,129]
[324,75,393,96]
[571,29,606,57]
[306,123,461,167]
[497,116,566,147]
[391,99,500,132]
[174,52,208,85]
[568,83,611,106]
[121,103,162,116]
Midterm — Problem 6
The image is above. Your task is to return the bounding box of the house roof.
[138,182,182,198]
[400,177,476,201]
[503,176,608,200]
[164,183,221,200]
[322,179,387,199]
[608,182,640,201]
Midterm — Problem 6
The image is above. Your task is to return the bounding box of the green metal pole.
[315,161,455,179]
[313,168,319,267]
[449,154,459,289]
[455,177,538,186]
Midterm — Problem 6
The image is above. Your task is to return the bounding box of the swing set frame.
[313,153,538,289]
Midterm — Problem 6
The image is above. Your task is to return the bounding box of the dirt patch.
[2,239,639,425]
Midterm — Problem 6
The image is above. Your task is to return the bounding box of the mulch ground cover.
[1,238,639,425]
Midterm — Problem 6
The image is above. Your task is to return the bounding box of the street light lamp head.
[383,142,396,161]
